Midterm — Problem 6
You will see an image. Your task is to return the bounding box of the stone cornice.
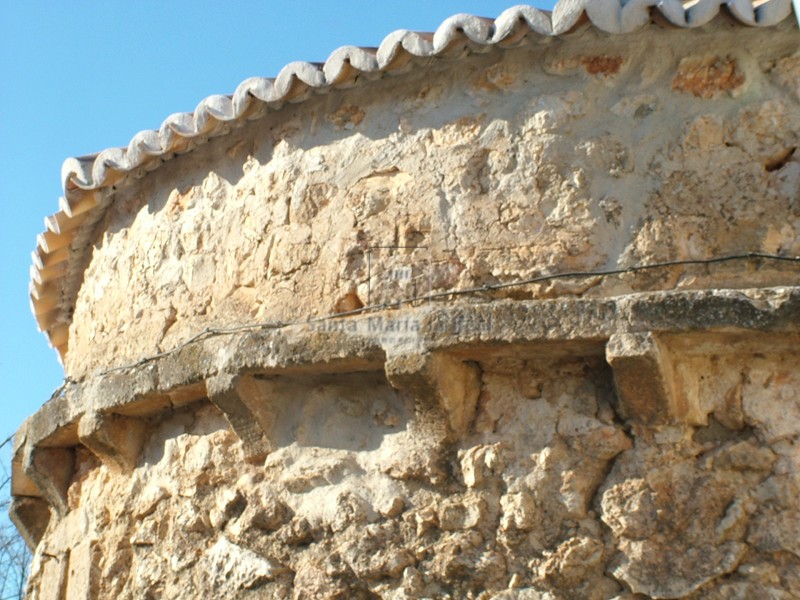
[12,286,800,546]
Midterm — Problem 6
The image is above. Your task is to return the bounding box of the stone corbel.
[22,445,75,518]
[10,435,52,549]
[11,443,42,498]
[605,331,686,425]
[78,412,147,472]
[9,496,51,550]
[384,351,482,438]
[205,374,273,463]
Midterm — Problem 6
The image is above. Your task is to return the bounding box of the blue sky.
[0,1,555,441]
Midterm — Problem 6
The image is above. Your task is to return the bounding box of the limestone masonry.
[12,1,800,598]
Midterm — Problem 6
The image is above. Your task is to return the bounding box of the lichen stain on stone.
[581,55,624,77]
[672,55,745,98]
[471,62,519,91]
[327,104,365,129]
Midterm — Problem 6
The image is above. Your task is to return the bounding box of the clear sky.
[0,1,556,442]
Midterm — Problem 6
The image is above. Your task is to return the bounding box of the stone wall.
[65,22,800,378]
[21,341,800,598]
[12,12,800,600]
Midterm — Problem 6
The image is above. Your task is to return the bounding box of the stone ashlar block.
[606,332,685,425]
[66,540,98,600]
[38,553,69,600]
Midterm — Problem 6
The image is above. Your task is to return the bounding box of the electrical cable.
[51,251,799,392]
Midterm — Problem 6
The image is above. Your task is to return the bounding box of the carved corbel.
[11,442,42,498]
[606,332,686,425]
[9,496,51,550]
[205,374,273,463]
[22,444,74,518]
[78,412,147,472]
[384,351,481,439]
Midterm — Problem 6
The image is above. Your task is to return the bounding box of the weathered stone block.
[11,450,41,498]
[606,332,683,425]
[23,445,74,517]
[38,553,68,600]
[385,351,481,438]
[78,412,147,472]
[66,540,98,600]
[205,373,272,462]
[8,496,51,550]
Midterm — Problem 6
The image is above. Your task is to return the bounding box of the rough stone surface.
[21,349,800,598]
[14,13,800,600]
[63,22,800,379]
